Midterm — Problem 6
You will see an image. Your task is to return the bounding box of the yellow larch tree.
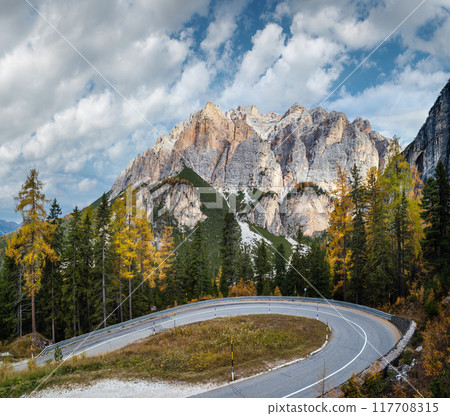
[327,165,353,301]
[6,169,58,333]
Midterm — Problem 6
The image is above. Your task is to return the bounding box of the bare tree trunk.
[31,290,36,333]
[129,274,132,320]
[118,260,123,323]
[51,270,55,343]
[18,267,23,337]
[31,264,36,333]
[102,246,106,327]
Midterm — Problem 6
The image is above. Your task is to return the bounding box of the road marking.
[60,300,371,398]
[282,318,368,398]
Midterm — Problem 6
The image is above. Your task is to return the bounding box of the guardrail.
[37,296,393,359]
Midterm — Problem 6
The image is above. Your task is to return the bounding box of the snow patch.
[238,221,270,247]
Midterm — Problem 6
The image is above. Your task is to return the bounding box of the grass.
[248,223,292,256]
[0,314,326,397]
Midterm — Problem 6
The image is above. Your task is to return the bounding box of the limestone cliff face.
[404,79,450,181]
[135,182,205,230]
[111,102,391,236]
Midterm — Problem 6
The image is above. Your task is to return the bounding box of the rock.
[404,78,450,181]
[111,102,392,236]
[135,182,205,230]
[415,345,423,352]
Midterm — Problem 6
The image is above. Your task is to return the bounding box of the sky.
[0,0,449,222]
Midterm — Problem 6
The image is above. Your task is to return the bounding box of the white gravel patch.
[31,379,219,398]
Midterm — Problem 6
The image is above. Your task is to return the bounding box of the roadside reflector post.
[326,318,329,341]
[269,300,271,314]
[231,335,235,381]
[316,303,319,320]
[215,305,216,318]
[174,312,176,328]
[153,319,156,335]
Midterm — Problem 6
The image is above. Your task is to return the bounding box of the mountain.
[404,78,450,181]
[111,102,391,236]
[0,220,20,236]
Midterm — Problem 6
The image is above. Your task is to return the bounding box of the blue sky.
[0,0,449,221]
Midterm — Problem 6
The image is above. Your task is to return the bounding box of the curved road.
[28,299,401,398]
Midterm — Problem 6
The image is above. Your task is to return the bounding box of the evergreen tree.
[236,243,254,284]
[273,242,287,291]
[38,199,64,342]
[219,213,240,296]
[189,222,210,299]
[63,206,83,337]
[348,164,367,304]
[79,210,97,331]
[6,169,58,333]
[94,193,113,327]
[421,160,450,292]
[254,239,271,295]
[165,233,188,305]
[306,239,331,299]
[381,140,423,299]
[284,243,306,297]
[0,254,21,340]
[364,168,394,306]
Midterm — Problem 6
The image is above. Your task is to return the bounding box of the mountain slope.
[404,78,450,181]
[0,220,20,236]
[111,102,392,236]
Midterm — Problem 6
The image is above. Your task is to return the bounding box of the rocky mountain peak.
[404,78,450,180]
[111,101,392,236]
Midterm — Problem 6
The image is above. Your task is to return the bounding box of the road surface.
[22,298,401,397]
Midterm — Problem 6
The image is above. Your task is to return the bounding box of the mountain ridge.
[404,78,450,181]
[111,102,392,236]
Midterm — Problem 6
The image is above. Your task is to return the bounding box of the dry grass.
[0,314,326,397]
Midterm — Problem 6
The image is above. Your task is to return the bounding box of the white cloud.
[77,178,98,193]
[331,61,450,146]
[0,0,449,221]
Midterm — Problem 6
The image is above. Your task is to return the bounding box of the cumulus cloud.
[0,0,449,220]
[332,61,450,146]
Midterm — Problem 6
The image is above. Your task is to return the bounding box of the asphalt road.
[21,299,401,397]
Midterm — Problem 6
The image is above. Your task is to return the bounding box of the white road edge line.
[70,302,369,399]
[283,318,368,398]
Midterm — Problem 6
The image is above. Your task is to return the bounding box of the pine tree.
[348,164,367,304]
[421,160,450,292]
[79,210,96,331]
[254,239,271,295]
[219,213,240,296]
[382,140,423,299]
[307,239,331,299]
[39,199,64,342]
[273,242,287,291]
[94,193,113,327]
[62,206,85,336]
[364,168,393,306]
[327,165,352,301]
[236,243,254,284]
[6,169,58,333]
[284,243,306,297]
[189,222,210,299]
[0,254,21,340]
